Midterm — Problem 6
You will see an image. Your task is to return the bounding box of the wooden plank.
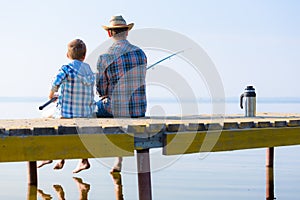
[128,125,146,134]
[166,124,186,132]
[288,120,300,127]
[206,123,222,130]
[163,127,300,155]
[9,128,32,136]
[0,133,134,162]
[223,122,239,130]
[257,121,272,128]
[33,127,56,135]
[239,121,255,129]
[0,128,5,135]
[58,126,78,134]
[274,121,287,127]
[147,123,166,135]
[187,123,206,131]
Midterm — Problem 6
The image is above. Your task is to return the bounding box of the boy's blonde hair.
[67,39,86,60]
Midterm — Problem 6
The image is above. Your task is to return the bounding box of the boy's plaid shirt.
[96,40,147,117]
[52,60,95,118]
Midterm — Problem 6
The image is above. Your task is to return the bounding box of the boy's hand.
[49,91,59,100]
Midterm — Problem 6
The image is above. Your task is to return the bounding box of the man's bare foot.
[54,160,65,170]
[110,163,122,173]
[110,157,122,173]
[37,160,53,168]
[72,159,90,173]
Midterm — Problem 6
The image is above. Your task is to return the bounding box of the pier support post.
[266,147,275,200]
[28,161,38,186]
[136,149,152,200]
[266,147,274,167]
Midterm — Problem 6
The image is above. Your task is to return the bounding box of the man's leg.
[111,157,123,173]
[96,99,113,118]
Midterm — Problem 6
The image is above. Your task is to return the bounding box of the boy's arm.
[50,66,68,98]
[49,90,55,99]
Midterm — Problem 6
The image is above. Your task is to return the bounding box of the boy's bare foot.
[37,160,53,168]
[54,160,65,170]
[72,159,90,173]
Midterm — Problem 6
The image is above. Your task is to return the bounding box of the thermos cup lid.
[244,85,256,97]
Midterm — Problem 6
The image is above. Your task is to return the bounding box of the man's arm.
[96,56,109,96]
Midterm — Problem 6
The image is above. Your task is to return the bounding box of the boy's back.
[50,39,95,119]
[54,60,95,118]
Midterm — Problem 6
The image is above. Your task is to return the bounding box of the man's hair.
[109,28,128,39]
[67,39,86,60]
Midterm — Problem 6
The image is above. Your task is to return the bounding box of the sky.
[0,0,299,99]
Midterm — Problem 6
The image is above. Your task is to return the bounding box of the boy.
[38,39,95,173]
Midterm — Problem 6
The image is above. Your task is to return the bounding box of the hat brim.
[102,23,134,31]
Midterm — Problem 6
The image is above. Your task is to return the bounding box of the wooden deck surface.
[0,113,299,129]
[0,113,299,162]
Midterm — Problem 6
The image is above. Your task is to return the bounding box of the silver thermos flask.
[240,86,256,117]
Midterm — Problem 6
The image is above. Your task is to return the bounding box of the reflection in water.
[73,177,90,200]
[111,172,124,200]
[266,147,276,200]
[266,166,275,200]
[53,184,65,200]
[27,185,37,200]
[28,177,90,200]
[37,189,52,200]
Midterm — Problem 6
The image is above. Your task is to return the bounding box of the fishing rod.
[38,97,58,110]
[38,49,185,110]
[146,49,185,70]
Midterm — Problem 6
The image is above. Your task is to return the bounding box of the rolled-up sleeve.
[51,66,68,92]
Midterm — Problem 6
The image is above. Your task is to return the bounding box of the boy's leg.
[37,160,53,168]
[54,159,65,170]
[73,159,90,173]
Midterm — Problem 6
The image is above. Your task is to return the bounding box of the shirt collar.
[114,39,129,45]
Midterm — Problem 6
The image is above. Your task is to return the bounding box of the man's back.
[97,40,147,117]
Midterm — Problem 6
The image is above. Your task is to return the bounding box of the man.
[96,15,147,172]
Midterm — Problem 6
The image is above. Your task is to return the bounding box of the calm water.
[0,98,299,199]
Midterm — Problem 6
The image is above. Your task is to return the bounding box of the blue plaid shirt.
[96,40,147,117]
[51,60,95,118]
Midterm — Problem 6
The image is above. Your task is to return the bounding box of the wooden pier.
[1,113,300,199]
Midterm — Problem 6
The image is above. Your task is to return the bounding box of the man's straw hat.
[102,15,134,31]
